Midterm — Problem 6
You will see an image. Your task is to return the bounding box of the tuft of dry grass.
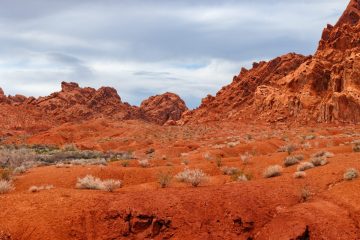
[76,175,122,192]
[138,159,150,168]
[0,180,13,194]
[28,185,54,193]
[293,171,306,179]
[157,172,172,188]
[310,157,328,167]
[344,168,359,181]
[263,165,282,178]
[175,168,208,187]
[297,162,314,172]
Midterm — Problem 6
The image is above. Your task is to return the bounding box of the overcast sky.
[0,0,348,108]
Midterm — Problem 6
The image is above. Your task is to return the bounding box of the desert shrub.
[284,156,300,167]
[204,152,212,161]
[303,135,316,140]
[215,157,223,167]
[0,168,12,181]
[0,180,13,194]
[13,165,27,175]
[263,165,282,178]
[70,158,107,166]
[157,172,172,188]
[55,163,72,168]
[278,144,296,155]
[344,168,359,181]
[62,144,78,151]
[102,180,122,192]
[240,152,251,164]
[182,159,190,165]
[0,147,36,168]
[310,157,328,167]
[297,162,314,172]
[138,159,150,168]
[28,185,54,193]
[76,175,121,191]
[353,143,360,152]
[293,171,306,179]
[294,154,304,161]
[221,166,240,175]
[175,168,208,187]
[312,151,334,158]
[120,160,130,167]
[237,174,248,182]
[299,187,311,202]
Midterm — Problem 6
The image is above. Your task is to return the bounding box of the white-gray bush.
[344,168,359,181]
[263,165,282,178]
[76,175,121,192]
[310,157,328,167]
[293,171,306,179]
[297,162,314,172]
[175,168,208,187]
[0,180,13,194]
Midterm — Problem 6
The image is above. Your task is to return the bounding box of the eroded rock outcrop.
[140,92,188,125]
[180,0,360,124]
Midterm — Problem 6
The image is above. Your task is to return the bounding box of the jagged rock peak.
[336,0,360,26]
[61,81,80,92]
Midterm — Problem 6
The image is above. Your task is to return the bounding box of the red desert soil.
[1,0,360,239]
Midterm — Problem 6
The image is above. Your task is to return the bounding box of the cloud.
[0,0,349,108]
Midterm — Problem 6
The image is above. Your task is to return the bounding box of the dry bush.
[278,144,296,155]
[263,165,282,178]
[240,152,251,164]
[175,168,208,187]
[299,187,311,202]
[0,169,12,181]
[297,162,314,172]
[157,172,172,188]
[215,157,223,167]
[221,166,240,175]
[70,158,107,166]
[28,185,54,193]
[293,171,306,179]
[102,180,122,192]
[0,147,36,168]
[0,180,13,194]
[55,163,72,168]
[237,174,249,182]
[310,157,328,167]
[138,159,150,168]
[120,160,130,167]
[284,156,300,167]
[76,175,122,191]
[353,143,360,152]
[13,165,27,175]
[312,151,334,158]
[344,168,359,181]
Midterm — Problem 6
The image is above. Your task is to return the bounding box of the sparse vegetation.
[344,168,359,181]
[138,159,150,168]
[263,165,282,178]
[215,157,223,167]
[175,168,208,187]
[312,151,334,158]
[76,175,122,191]
[299,187,311,202]
[293,171,306,179]
[352,142,360,152]
[157,172,172,188]
[297,162,314,172]
[284,156,300,167]
[310,157,328,167]
[28,185,54,193]
[120,160,130,167]
[221,166,240,175]
[278,144,296,155]
[240,152,251,165]
[0,180,13,194]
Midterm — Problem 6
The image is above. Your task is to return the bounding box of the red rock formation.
[140,92,188,125]
[180,0,360,124]
[0,82,188,134]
